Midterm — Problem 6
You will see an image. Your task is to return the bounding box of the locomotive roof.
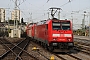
[36,20,47,25]
[36,18,71,25]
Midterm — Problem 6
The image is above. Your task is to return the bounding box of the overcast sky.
[0,0,90,29]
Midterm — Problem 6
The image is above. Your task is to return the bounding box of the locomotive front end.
[48,20,74,50]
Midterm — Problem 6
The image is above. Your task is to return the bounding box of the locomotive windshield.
[52,21,70,30]
[61,22,70,30]
[52,22,61,30]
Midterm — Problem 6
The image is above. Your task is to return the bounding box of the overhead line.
[47,0,50,3]
[60,0,74,7]
[18,0,27,6]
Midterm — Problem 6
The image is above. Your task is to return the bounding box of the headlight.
[53,43,58,46]
[68,43,73,46]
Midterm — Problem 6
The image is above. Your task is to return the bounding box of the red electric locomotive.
[26,7,74,52]
[26,23,36,38]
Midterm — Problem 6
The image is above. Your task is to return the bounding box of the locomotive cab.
[47,19,74,51]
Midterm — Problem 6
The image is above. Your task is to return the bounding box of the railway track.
[53,53,82,60]
[51,48,90,60]
[30,38,90,60]
[0,37,39,60]
[74,38,90,55]
[74,45,90,56]
[74,38,90,46]
[2,37,87,60]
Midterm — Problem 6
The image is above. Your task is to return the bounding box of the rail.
[0,38,39,60]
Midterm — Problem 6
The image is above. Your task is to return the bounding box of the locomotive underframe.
[51,42,74,49]
[34,37,74,50]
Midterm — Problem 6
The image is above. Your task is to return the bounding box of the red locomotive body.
[26,23,36,38]
[27,19,74,51]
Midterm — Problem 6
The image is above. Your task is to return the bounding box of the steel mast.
[14,0,18,29]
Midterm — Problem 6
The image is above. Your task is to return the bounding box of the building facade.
[0,8,5,22]
[11,9,20,21]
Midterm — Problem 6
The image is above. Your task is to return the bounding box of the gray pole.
[15,0,18,29]
[82,11,86,30]
[82,14,85,29]
[8,17,10,29]
[89,12,90,38]
[13,0,17,37]
[71,12,73,30]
